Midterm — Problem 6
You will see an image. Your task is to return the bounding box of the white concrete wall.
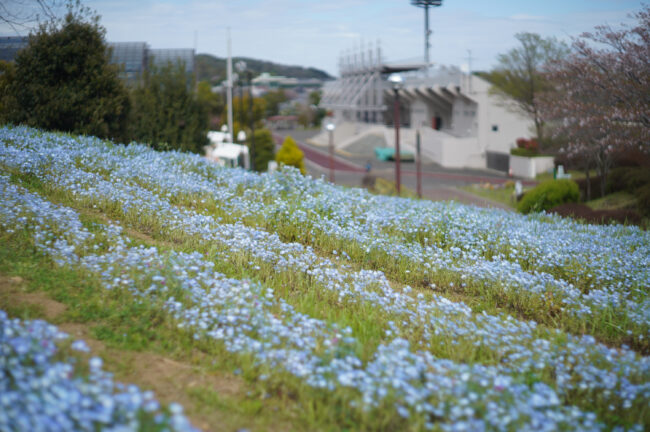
[471,76,534,156]
[510,155,555,179]
[411,100,429,130]
[451,98,478,137]
[420,127,483,169]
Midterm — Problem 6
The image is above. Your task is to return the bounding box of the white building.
[318,46,533,171]
[204,131,250,169]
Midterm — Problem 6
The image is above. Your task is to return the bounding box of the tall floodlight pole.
[389,74,404,195]
[226,28,233,143]
[410,1,443,73]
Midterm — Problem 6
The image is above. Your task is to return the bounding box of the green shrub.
[129,62,207,153]
[607,167,650,194]
[636,184,650,217]
[276,136,306,174]
[624,168,650,191]
[3,10,130,142]
[251,128,275,172]
[607,167,629,193]
[510,148,551,157]
[517,179,579,214]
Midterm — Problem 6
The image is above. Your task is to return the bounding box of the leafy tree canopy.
[251,128,275,172]
[539,5,650,198]
[486,32,568,143]
[2,4,130,141]
[129,61,207,153]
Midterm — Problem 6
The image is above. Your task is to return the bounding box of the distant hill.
[196,54,333,84]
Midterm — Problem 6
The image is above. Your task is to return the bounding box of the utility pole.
[465,49,474,94]
[248,70,255,171]
[389,74,404,195]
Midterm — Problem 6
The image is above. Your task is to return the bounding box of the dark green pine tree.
[4,7,130,142]
[129,61,208,153]
[252,128,276,171]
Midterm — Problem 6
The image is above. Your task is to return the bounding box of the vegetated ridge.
[196,53,333,84]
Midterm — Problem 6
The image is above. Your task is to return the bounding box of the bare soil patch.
[0,274,247,431]
[0,275,67,319]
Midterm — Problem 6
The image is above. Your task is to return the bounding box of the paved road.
[273,133,365,172]
[273,130,528,210]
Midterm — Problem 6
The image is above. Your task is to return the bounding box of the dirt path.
[0,275,246,432]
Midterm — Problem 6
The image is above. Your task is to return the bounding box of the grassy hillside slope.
[0,125,648,431]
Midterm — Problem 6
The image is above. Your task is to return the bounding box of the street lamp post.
[220,124,230,143]
[388,74,404,195]
[326,121,336,183]
[235,61,246,138]
[416,129,422,198]
[247,69,255,171]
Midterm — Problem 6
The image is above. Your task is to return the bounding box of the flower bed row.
[1,127,649,428]
[0,175,615,430]
[3,125,645,346]
[0,309,195,431]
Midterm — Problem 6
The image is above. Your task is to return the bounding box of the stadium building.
[316,44,533,171]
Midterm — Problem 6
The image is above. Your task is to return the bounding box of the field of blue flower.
[0,125,648,431]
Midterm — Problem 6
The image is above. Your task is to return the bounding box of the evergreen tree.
[3,6,130,141]
[251,128,275,171]
[276,135,306,174]
[129,61,208,153]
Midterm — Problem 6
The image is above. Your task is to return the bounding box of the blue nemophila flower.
[70,340,90,353]
[2,126,649,430]
[0,311,197,431]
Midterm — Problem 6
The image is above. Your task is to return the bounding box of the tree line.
[0,4,287,172]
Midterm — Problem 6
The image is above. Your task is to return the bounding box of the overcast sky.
[2,0,644,76]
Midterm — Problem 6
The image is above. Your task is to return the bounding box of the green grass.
[9,161,646,353]
[0,230,337,431]
[461,183,518,208]
[535,169,596,182]
[2,148,648,429]
[587,191,638,210]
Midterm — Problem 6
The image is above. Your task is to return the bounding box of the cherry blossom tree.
[540,5,650,199]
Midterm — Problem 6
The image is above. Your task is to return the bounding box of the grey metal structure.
[108,43,195,84]
[0,37,194,86]
[320,42,423,124]
[410,0,443,72]
[108,42,148,83]
[149,48,195,74]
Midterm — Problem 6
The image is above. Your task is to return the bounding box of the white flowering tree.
[540,5,650,199]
